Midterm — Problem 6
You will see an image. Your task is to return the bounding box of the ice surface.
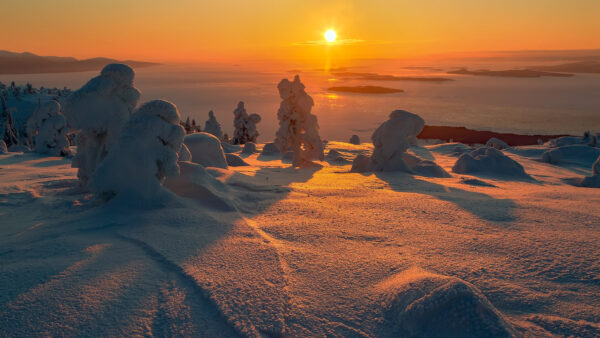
[184,132,228,169]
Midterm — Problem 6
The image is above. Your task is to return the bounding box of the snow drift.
[63,63,141,183]
[274,75,324,166]
[184,132,228,169]
[453,147,530,179]
[88,99,184,199]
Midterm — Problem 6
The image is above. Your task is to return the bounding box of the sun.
[324,29,337,43]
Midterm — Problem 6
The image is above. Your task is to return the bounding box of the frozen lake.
[2,63,599,141]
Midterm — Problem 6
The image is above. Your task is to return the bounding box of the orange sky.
[2,0,599,64]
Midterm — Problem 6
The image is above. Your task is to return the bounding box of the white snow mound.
[453,147,530,179]
[184,132,228,169]
[486,137,509,150]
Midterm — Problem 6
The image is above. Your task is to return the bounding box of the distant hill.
[448,68,573,78]
[0,50,159,74]
[530,61,600,74]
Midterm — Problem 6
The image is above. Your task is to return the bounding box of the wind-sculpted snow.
[375,269,516,337]
[26,101,71,156]
[579,155,600,188]
[486,137,510,150]
[274,75,324,166]
[63,63,141,184]
[541,144,600,166]
[204,110,223,140]
[453,147,531,179]
[241,142,257,154]
[232,102,260,145]
[184,132,228,169]
[89,100,184,199]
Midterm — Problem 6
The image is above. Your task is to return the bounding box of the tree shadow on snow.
[374,172,517,223]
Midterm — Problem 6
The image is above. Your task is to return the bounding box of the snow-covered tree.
[0,92,18,147]
[232,102,261,145]
[26,100,70,156]
[63,63,141,184]
[204,110,223,140]
[89,100,185,199]
[274,75,324,166]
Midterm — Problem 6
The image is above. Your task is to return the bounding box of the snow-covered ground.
[1,141,599,337]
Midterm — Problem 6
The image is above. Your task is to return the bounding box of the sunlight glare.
[324,29,337,43]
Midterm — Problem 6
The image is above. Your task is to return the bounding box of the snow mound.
[349,134,360,145]
[184,132,228,169]
[260,142,280,156]
[371,110,425,172]
[428,142,472,156]
[325,149,352,165]
[453,147,530,179]
[549,135,595,147]
[281,151,294,162]
[220,142,241,154]
[375,269,515,337]
[178,143,192,162]
[63,63,141,183]
[486,137,509,150]
[232,102,261,144]
[579,156,600,188]
[402,153,451,177]
[89,99,185,199]
[541,145,600,166]
[26,101,70,156]
[274,75,324,166]
[0,140,6,153]
[325,149,343,159]
[203,110,223,140]
[241,142,257,154]
[225,153,249,166]
[164,161,235,210]
[8,144,29,152]
[351,154,371,173]
[460,178,497,187]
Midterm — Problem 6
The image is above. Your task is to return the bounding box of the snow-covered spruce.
[274,75,324,166]
[0,93,18,147]
[486,137,509,150]
[184,132,228,169]
[88,100,184,199]
[349,134,360,145]
[370,110,424,172]
[63,64,141,184]
[232,102,261,145]
[453,146,530,179]
[204,110,223,140]
[26,101,71,156]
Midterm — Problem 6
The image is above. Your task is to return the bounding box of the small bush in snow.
[26,101,71,156]
[232,102,261,145]
[89,100,185,199]
[63,64,141,184]
[274,75,324,166]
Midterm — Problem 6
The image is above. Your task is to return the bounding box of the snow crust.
[184,132,228,169]
[274,75,324,166]
[63,63,141,183]
[88,100,185,199]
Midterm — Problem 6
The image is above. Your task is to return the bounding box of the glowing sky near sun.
[2,0,599,63]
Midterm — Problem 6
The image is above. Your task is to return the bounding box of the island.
[327,85,404,94]
[447,68,573,78]
[530,61,600,74]
[331,71,454,82]
[0,50,158,74]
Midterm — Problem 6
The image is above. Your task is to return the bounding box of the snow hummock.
[453,146,530,179]
[204,110,223,140]
[260,142,280,156]
[274,75,324,166]
[579,156,600,188]
[26,101,71,156]
[63,63,141,183]
[241,142,257,154]
[541,145,600,166]
[184,132,228,169]
[486,137,510,150]
[349,134,360,145]
[225,153,249,167]
[88,99,185,199]
[232,102,261,145]
[370,110,425,172]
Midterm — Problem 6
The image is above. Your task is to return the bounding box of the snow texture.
[225,153,249,167]
[241,142,257,154]
[370,110,425,172]
[274,75,324,166]
[26,101,70,156]
[453,146,530,179]
[204,110,223,140]
[184,132,228,169]
[232,102,261,145]
[88,100,185,199]
[63,63,141,183]
[0,140,7,153]
[349,134,360,145]
[178,143,192,162]
[486,137,510,150]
